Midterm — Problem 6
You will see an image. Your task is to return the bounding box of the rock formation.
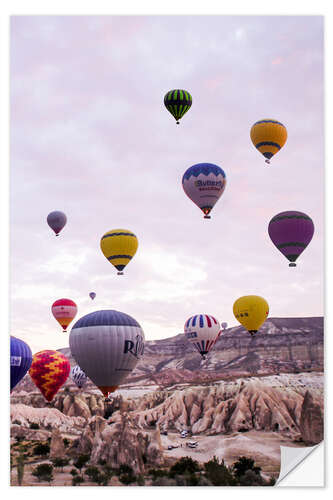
[50,427,66,458]
[299,390,324,445]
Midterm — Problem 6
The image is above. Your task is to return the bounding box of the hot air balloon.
[10,336,32,391]
[268,211,315,267]
[221,322,228,330]
[89,292,96,300]
[184,314,221,359]
[164,89,192,124]
[100,229,138,275]
[250,119,287,164]
[233,296,269,336]
[29,350,70,402]
[69,310,145,400]
[47,210,67,236]
[52,298,78,332]
[70,365,88,389]
[182,163,227,219]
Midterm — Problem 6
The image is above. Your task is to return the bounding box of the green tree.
[232,456,261,478]
[70,468,78,476]
[72,475,85,486]
[136,474,145,485]
[85,466,100,482]
[31,463,54,484]
[119,472,137,485]
[33,443,50,456]
[63,438,70,448]
[204,456,236,486]
[16,451,25,486]
[74,454,90,471]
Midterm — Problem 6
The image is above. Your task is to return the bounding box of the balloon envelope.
[70,365,88,389]
[47,211,67,236]
[184,314,221,357]
[100,229,138,275]
[182,163,226,218]
[10,336,32,391]
[268,211,314,267]
[52,298,77,332]
[164,89,192,124]
[250,119,287,163]
[233,296,269,336]
[69,310,145,398]
[29,350,70,402]
[89,292,96,300]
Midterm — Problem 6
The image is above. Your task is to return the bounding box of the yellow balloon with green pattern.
[250,119,287,164]
[233,295,269,336]
[100,229,138,275]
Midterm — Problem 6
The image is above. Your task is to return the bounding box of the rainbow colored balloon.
[29,350,70,402]
[268,211,314,267]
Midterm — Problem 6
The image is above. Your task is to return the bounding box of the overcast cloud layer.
[10,16,324,353]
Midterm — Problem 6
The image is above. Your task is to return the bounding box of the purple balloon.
[89,292,96,300]
[47,211,67,236]
[268,210,314,267]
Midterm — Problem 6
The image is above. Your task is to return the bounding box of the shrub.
[72,475,85,486]
[70,468,78,476]
[51,457,69,472]
[74,454,90,471]
[149,468,168,479]
[29,422,40,429]
[63,438,70,448]
[237,469,264,486]
[136,474,145,486]
[31,463,53,483]
[119,472,137,485]
[33,443,50,456]
[232,456,261,478]
[169,456,200,477]
[85,466,100,482]
[204,456,236,486]
[118,464,133,475]
[13,420,21,425]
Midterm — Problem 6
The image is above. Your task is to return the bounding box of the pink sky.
[10,16,324,353]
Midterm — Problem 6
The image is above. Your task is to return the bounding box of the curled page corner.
[276,442,324,486]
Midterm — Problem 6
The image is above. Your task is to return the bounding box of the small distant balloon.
[221,322,228,330]
[182,163,227,219]
[29,350,70,402]
[47,211,67,236]
[52,298,78,332]
[250,119,287,164]
[70,365,88,389]
[10,336,32,391]
[233,295,269,336]
[89,292,96,300]
[164,89,192,124]
[268,211,315,267]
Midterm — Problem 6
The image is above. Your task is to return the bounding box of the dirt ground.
[159,430,307,477]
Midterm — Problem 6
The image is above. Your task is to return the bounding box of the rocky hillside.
[11,317,324,394]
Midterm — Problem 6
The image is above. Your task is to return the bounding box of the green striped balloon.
[164,89,192,124]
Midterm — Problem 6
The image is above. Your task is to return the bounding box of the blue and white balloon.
[10,336,32,391]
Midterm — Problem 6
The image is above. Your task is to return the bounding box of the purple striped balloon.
[268,211,314,267]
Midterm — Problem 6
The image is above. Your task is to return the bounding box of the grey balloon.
[69,310,145,397]
[47,210,67,236]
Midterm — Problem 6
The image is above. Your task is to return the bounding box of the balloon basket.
[176,121,180,125]
[117,272,124,275]
[204,215,211,219]
[289,263,297,267]
[265,159,270,165]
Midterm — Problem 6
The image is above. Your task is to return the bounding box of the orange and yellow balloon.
[250,119,287,164]
[29,350,70,401]
[233,295,269,336]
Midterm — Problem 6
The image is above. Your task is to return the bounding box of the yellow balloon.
[250,119,287,164]
[100,229,138,275]
[233,295,269,336]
